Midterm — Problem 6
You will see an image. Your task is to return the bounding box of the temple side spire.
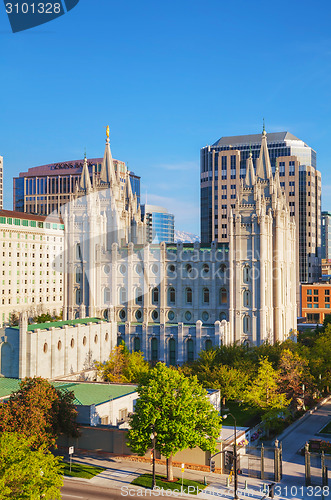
[79,152,91,191]
[100,126,117,185]
[244,149,256,187]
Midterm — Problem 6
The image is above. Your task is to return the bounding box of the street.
[61,478,187,500]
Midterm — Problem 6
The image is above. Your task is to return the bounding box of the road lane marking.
[61,495,84,499]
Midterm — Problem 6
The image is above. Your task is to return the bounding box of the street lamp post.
[223,412,239,500]
[150,430,157,489]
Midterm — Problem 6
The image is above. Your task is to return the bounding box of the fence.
[239,443,282,482]
[305,443,330,486]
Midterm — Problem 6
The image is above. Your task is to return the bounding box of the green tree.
[96,344,149,383]
[0,377,79,449]
[309,325,331,391]
[278,349,315,410]
[127,363,221,481]
[244,357,289,411]
[9,313,19,326]
[32,313,54,324]
[0,432,63,499]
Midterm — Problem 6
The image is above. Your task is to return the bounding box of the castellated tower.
[229,129,297,344]
[63,129,146,320]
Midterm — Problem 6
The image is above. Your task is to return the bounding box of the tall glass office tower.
[141,204,175,243]
[201,131,321,284]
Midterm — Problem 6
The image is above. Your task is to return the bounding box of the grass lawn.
[61,461,105,479]
[320,420,331,435]
[224,401,262,427]
[131,473,207,494]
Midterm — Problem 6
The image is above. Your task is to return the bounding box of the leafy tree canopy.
[0,432,63,499]
[278,349,315,409]
[244,357,289,411]
[127,362,221,480]
[0,377,79,449]
[95,344,149,384]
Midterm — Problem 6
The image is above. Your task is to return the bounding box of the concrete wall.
[57,426,224,469]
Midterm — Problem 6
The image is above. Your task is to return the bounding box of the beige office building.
[0,210,64,327]
[201,130,321,284]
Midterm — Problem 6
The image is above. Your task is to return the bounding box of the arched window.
[134,336,141,352]
[136,287,143,305]
[169,338,176,366]
[152,310,158,321]
[75,289,81,305]
[151,337,158,362]
[167,264,176,276]
[202,311,209,322]
[219,312,227,321]
[76,243,82,260]
[187,339,194,363]
[243,290,251,307]
[104,287,110,304]
[186,287,192,304]
[75,268,82,283]
[119,287,127,304]
[185,263,192,275]
[219,264,227,274]
[220,288,227,305]
[205,339,213,351]
[152,287,159,305]
[243,265,251,284]
[243,315,251,334]
[203,288,209,304]
[168,287,176,305]
[202,264,209,275]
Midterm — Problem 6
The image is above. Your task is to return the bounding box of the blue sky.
[1,0,331,234]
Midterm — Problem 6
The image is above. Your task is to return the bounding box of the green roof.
[11,317,105,332]
[52,382,138,406]
[0,378,137,406]
[0,378,21,399]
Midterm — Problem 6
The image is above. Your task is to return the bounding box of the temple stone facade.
[60,130,297,362]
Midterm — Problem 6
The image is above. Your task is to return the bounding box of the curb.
[275,395,331,443]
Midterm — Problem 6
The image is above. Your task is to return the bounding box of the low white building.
[0,313,116,379]
[53,381,139,427]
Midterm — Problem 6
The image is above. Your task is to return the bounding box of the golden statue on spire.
[106,125,110,140]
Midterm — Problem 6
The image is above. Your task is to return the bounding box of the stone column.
[195,320,202,356]
[177,323,184,365]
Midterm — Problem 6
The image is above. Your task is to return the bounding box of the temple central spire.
[256,127,272,180]
[100,125,117,184]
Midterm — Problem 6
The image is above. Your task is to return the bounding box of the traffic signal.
[210,460,216,473]
[225,451,234,466]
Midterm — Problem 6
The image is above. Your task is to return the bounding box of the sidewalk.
[63,399,331,499]
[65,453,272,498]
